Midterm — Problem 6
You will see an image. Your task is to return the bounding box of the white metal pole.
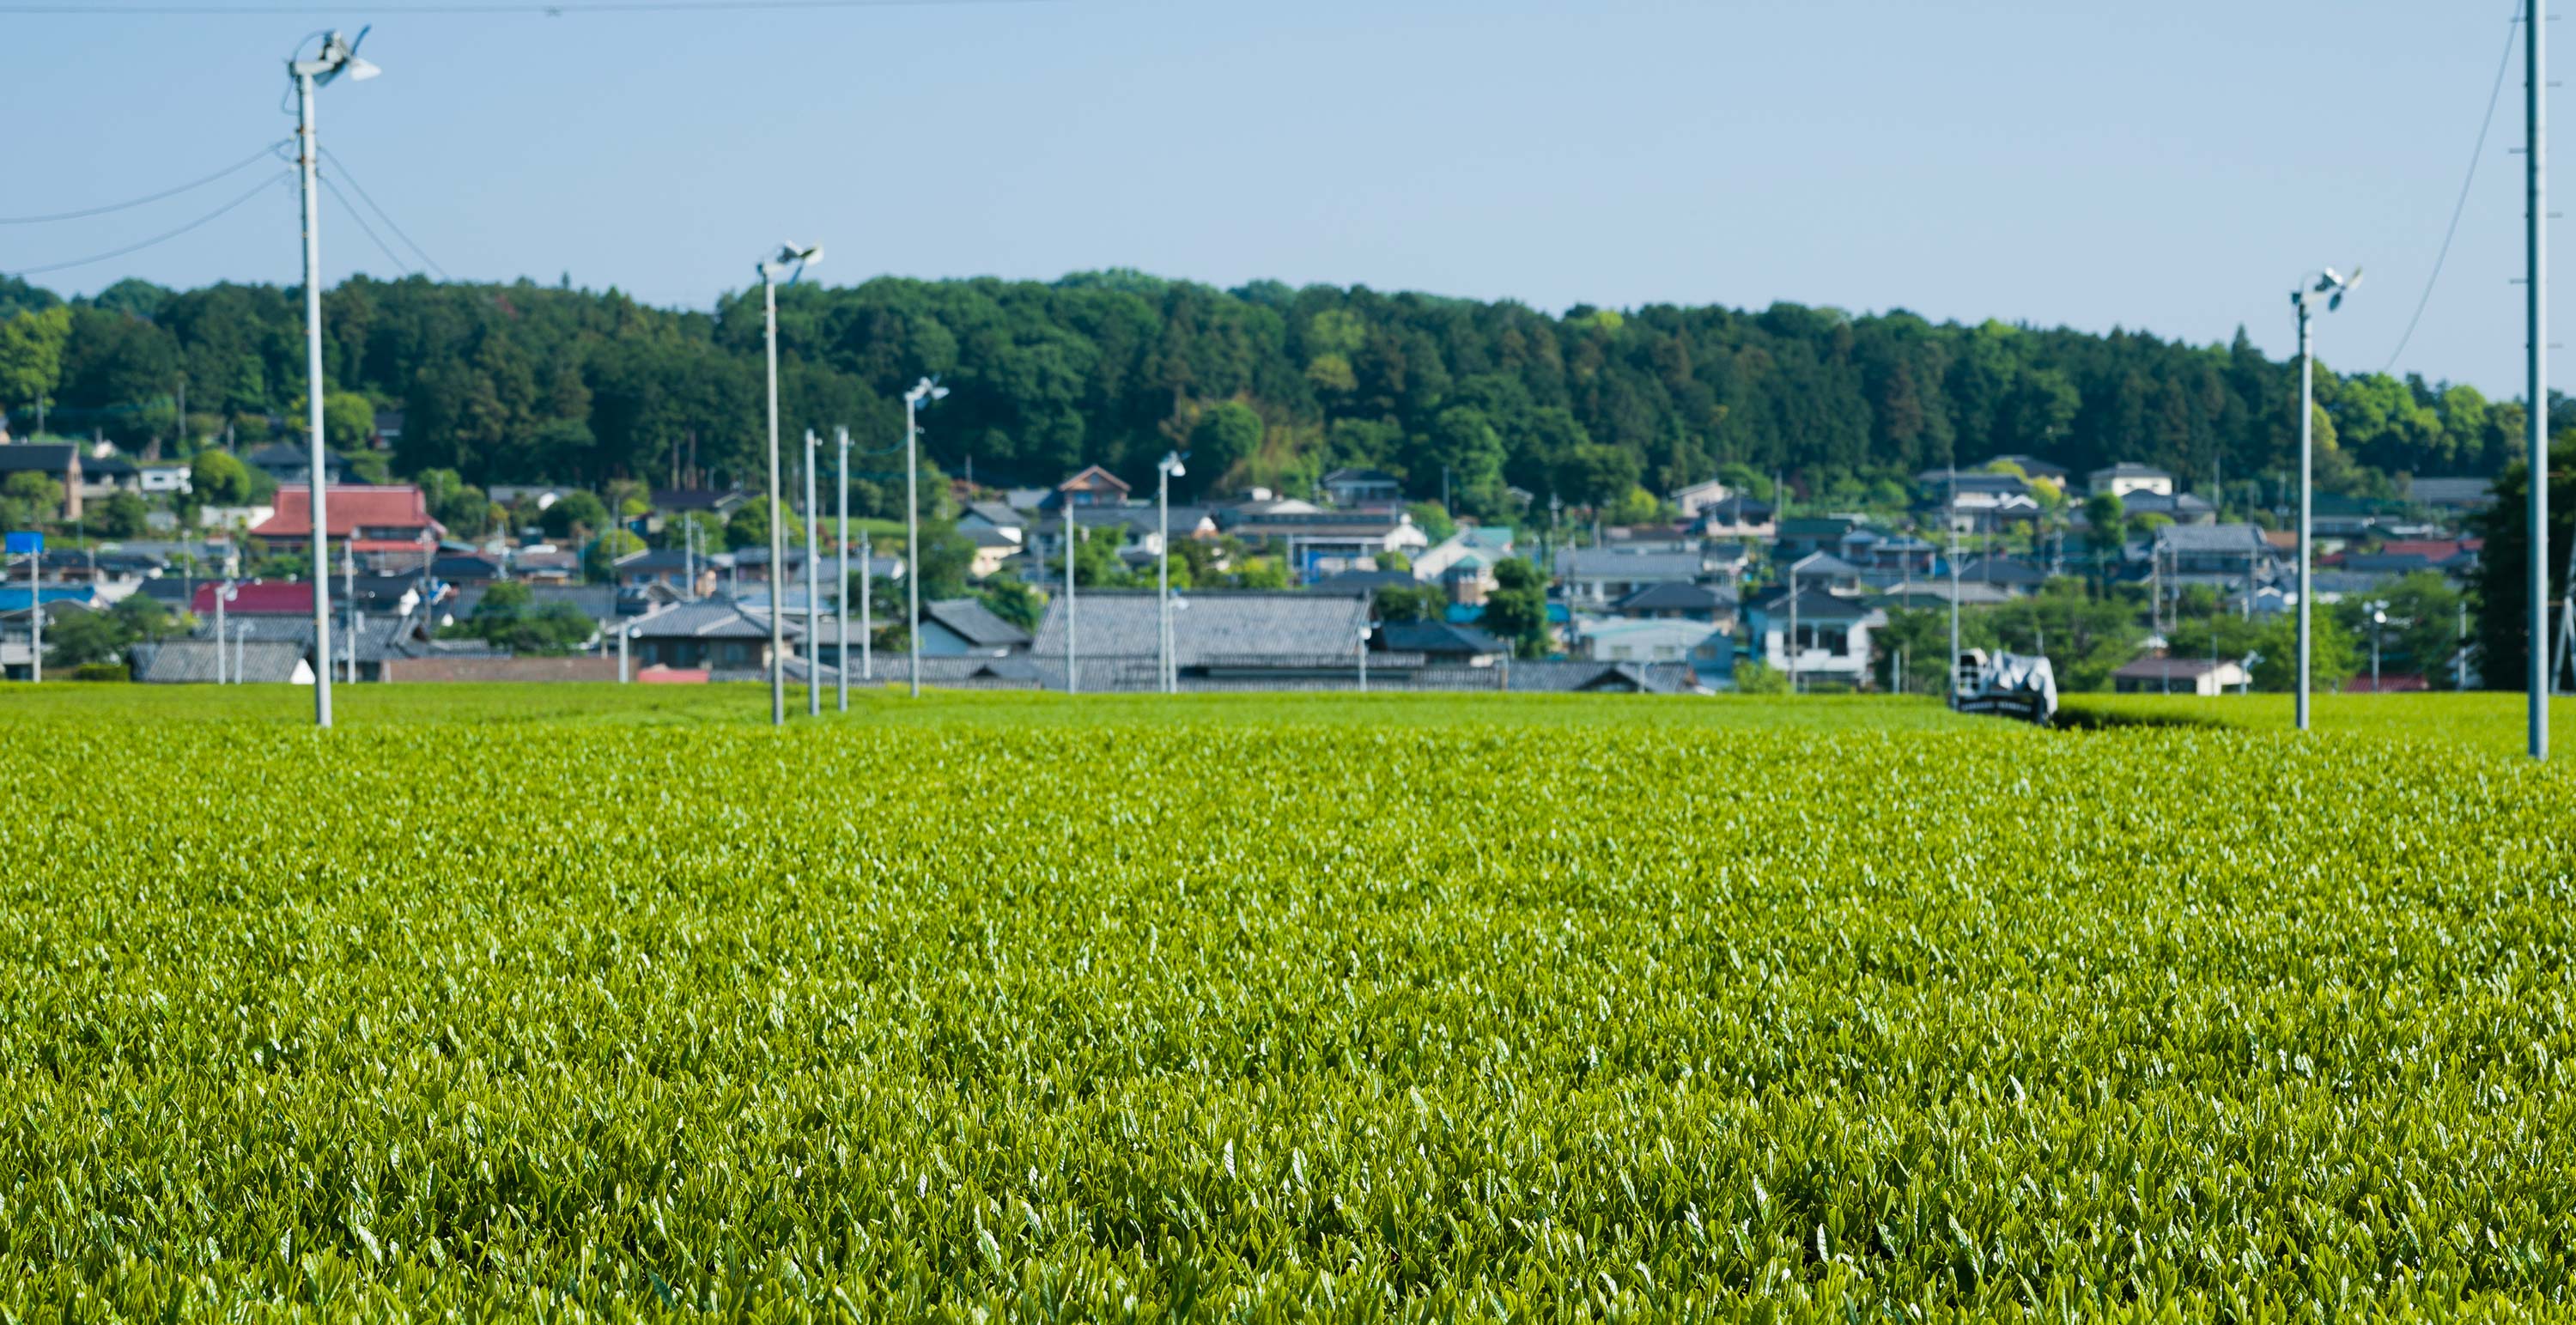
[763,272,786,726]
[213,583,225,684]
[860,531,872,681]
[25,549,37,684]
[1064,503,1078,694]
[618,620,629,683]
[1947,465,1959,706]
[297,67,332,727]
[2530,0,2551,759]
[805,428,821,718]
[905,397,920,699]
[836,426,850,712]
[1158,465,1171,694]
[2297,302,2314,733]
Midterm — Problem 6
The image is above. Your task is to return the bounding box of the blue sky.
[0,0,2552,396]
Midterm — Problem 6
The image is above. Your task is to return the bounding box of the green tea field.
[3,686,2573,1319]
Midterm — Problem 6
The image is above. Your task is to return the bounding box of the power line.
[2382,5,2523,375]
[0,139,291,225]
[3,169,293,277]
[319,172,416,277]
[0,0,1051,11]
[319,147,450,280]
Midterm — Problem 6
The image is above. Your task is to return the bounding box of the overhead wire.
[2381,4,2523,375]
[0,0,1052,12]
[0,139,292,224]
[319,147,450,279]
[3,169,294,277]
[319,172,416,277]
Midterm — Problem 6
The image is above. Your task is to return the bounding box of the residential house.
[2112,655,2250,696]
[1608,581,1739,629]
[250,485,446,564]
[511,548,581,583]
[1556,548,1708,608]
[78,453,140,499]
[1413,526,1514,582]
[1693,494,1777,540]
[2154,523,2274,580]
[1376,620,1508,666]
[611,547,718,599]
[1744,588,1886,687]
[1321,467,1403,508]
[1026,588,1372,690]
[958,500,1029,541]
[1771,515,1860,560]
[1670,478,1735,519]
[1839,527,1936,574]
[918,598,1031,658]
[624,599,800,672]
[1951,556,2053,595]
[2088,463,2175,498]
[2120,489,2216,525]
[131,639,314,684]
[2407,477,2494,514]
[244,443,344,486]
[965,526,1023,579]
[137,464,191,495]
[1217,508,1426,581]
[1574,617,1733,678]
[190,580,319,617]
[1875,580,2014,609]
[1314,568,1421,597]
[1788,551,1866,597]
[1047,465,1132,509]
[0,444,82,518]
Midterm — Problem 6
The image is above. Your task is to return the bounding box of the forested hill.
[0,270,2530,513]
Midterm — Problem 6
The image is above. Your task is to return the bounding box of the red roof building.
[190,581,322,616]
[251,484,445,554]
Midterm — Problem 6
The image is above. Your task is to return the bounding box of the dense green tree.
[92,490,149,538]
[42,609,127,669]
[0,269,2537,530]
[539,490,609,540]
[0,307,70,422]
[2471,439,2576,690]
[189,449,254,506]
[441,580,597,654]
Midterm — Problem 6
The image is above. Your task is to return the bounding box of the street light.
[756,241,821,725]
[2366,599,2390,694]
[287,27,377,727]
[1156,450,1186,694]
[2290,265,2360,732]
[901,376,947,699]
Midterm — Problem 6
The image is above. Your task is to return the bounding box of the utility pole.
[897,378,944,700]
[289,36,371,727]
[762,267,786,726]
[2530,0,2552,758]
[1063,503,1078,694]
[24,542,38,684]
[2288,268,2362,729]
[835,425,850,713]
[804,428,821,717]
[2298,301,2315,732]
[753,242,821,727]
[859,531,873,681]
[1947,464,1960,707]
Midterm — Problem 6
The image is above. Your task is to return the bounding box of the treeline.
[0,270,2537,514]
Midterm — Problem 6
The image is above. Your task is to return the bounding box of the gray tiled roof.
[1378,621,1506,656]
[131,639,308,683]
[1029,589,1369,664]
[1557,549,1706,580]
[1613,581,1738,612]
[626,599,801,641]
[2154,522,2270,554]
[923,598,1030,648]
